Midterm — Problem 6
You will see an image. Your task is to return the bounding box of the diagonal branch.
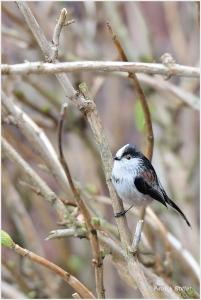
[58,104,105,298]
[107,22,154,159]
[8,240,95,299]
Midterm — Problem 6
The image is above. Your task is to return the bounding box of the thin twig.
[3,171,56,295]
[58,104,105,299]
[106,71,200,111]
[1,137,68,222]
[1,60,200,77]
[13,90,58,125]
[51,8,75,61]
[1,91,69,194]
[46,228,87,240]
[23,76,61,109]
[12,243,95,299]
[107,22,154,159]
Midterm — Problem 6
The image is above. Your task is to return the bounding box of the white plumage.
[112,145,152,207]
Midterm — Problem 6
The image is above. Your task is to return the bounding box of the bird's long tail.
[166,197,191,227]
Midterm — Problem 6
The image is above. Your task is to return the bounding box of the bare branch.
[1,91,69,194]
[51,8,75,61]
[78,83,157,298]
[138,73,200,111]
[46,228,87,241]
[107,21,154,159]
[12,243,95,299]
[1,60,200,77]
[46,227,180,299]
[13,89,58,124]
[1,137,67,222]
[107,22,153,263]
[58,104,105,299]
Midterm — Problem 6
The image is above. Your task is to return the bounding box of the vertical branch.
[58,104,105,299]
[51,8,74,61]
[107,22,154,252]
[106,22,154,160]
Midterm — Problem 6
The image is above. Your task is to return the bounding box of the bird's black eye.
[125,154,132,160]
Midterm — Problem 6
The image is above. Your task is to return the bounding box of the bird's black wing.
[134,176,191,227]
[134,176,167,207]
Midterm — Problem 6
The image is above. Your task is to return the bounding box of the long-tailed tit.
[112,144,191,227]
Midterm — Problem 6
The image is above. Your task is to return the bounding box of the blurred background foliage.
[1,1,200,299]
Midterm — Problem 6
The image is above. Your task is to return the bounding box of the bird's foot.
[114,210,126,218]
[114,204,134,218]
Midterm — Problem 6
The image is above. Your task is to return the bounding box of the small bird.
[112,144,191,227]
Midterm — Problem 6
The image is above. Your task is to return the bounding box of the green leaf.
[1,230,14,249]
[134,100,145,132]
[92,217,101,227]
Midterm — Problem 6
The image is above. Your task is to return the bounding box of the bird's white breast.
[112,157,152,207]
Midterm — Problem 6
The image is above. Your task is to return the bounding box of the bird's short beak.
[114,156,120,161]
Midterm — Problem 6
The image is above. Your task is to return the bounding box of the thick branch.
[1,60,200,77]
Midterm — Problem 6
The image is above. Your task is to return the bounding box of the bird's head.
[113,144,141,172]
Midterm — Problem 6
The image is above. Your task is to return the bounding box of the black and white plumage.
[112,144,191,227]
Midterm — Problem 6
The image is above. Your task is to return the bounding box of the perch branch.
[107,22,153,255]
[58,104,105,299]
[1,61,200,77]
